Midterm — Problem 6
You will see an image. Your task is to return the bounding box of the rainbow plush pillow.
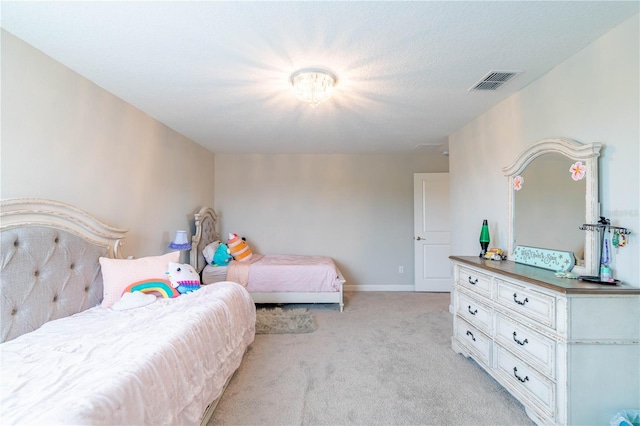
[121,279,179,299]
[227,233,253,262]
[99,251,180,308]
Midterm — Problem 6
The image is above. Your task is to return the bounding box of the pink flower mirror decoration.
[513,175,524,191]
[570,161,586,181]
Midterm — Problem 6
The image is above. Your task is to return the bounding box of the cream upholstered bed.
[0,198,127,342]
[190,206,346,311]
[0,199,255,425]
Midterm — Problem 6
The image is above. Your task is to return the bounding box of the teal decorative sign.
[513,246,575,272]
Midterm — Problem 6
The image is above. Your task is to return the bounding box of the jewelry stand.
[579,217,630,284]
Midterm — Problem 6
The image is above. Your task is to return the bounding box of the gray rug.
[255,307,317,334]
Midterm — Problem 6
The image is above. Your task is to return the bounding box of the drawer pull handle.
[468,276,478,285]
[512,332,529,346]
[466,330,476,341]
[513,293,529,306]
[468,306,478,315]
[513,367,529,383]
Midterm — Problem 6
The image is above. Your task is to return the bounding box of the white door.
[414,173,452,292]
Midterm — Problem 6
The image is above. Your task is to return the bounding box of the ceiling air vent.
[469,71,522,91]
[413,143,447,154]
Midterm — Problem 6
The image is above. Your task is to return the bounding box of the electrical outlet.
[399,265,404,274]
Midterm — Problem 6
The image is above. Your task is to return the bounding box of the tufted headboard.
[190,206,220,273]
[0,199,127,343]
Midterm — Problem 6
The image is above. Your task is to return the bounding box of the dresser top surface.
[450,256,640,295]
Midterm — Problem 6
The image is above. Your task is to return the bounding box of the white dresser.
[450,256,640,426]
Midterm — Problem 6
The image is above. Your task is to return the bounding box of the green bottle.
[479,219,490,258]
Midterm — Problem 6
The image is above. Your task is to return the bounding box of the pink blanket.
[227,254,340,293]
[226,255,264,287]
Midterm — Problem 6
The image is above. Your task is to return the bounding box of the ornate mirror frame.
[502,138,602,276]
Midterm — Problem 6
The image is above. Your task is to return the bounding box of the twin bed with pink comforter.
[191,207,345,311]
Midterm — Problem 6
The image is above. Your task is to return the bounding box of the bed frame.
[0,199,230,425]
[0,198,127,343]
[191,206,346,311]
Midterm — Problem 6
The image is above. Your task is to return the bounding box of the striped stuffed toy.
[166,262,201,294]
[227,233,253,262]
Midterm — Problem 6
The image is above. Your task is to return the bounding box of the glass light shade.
[168,230,191,251]
[290,68,337,107]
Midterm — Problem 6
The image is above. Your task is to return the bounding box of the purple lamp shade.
[169,230,192,251]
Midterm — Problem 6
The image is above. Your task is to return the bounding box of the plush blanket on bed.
[0,282,255,426]
[227,254,264,286]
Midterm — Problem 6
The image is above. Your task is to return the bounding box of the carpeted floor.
[209,291,535,426]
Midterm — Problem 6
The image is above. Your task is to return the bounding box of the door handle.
[416,236,423,240]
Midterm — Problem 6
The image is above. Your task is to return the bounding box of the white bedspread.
[0,282,255,426]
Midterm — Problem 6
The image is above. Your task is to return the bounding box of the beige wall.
[449,15,639,286]
[5,14,637,287]
[1,30,216,258]
[214,154,448,289]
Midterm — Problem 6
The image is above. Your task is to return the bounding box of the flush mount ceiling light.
[290,68,337,108]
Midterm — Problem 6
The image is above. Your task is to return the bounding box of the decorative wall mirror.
[503,138,602,276]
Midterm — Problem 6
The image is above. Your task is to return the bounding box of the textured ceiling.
[2,1,638,154]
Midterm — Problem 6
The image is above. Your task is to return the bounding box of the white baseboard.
[344,284,415,292]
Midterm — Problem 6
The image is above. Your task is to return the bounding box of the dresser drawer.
[495,314,556,378]
[457,266,492,298]
[455,317,491,367]
[495,345,556,418]
[456,290,492,334]
[495,280,555,329]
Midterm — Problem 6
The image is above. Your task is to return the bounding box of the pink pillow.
[99,251,180,308]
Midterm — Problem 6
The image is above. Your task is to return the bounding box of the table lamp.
[169,230,191,251]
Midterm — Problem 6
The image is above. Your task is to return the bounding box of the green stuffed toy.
[212,243,232,267]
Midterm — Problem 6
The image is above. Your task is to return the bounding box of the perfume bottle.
[600,264,612,282]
